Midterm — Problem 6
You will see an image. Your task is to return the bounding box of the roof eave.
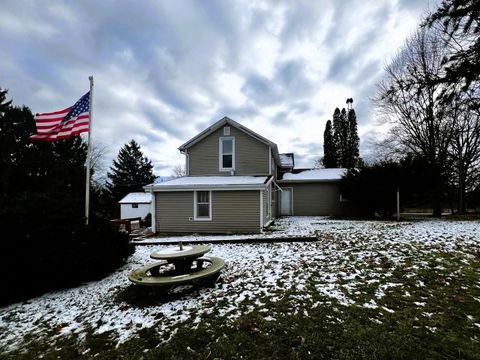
[150,184,268,192]
[277,179,342,183]
[178,117,279,153]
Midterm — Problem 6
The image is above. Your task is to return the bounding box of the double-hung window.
[219,137,234,171]
[194,191,211,220]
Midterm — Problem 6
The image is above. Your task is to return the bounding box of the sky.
[0,0,437,177]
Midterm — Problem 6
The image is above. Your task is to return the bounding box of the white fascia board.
[276,179,341,184]
[151,185,268,192]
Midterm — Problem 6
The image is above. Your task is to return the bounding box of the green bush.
[0,194,134,306]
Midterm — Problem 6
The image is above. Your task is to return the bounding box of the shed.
[118,192,152,220]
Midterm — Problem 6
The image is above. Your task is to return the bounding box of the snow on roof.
[147,176,270,191]
[281,168,347,182]
[118,192,152,204]
[279,153,294,168]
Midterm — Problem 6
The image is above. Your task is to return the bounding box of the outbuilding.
[118,192,152,220]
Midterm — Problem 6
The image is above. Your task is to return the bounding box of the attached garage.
[278,169,352,216]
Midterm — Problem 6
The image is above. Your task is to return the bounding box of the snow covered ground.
[0,217,479,353]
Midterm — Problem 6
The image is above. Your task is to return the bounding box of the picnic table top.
[150,244,210,261]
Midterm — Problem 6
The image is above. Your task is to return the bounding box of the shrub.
[0,194,134,306]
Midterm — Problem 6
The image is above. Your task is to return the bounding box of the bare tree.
[171,164,186,178]
[90,143,109,189]
[448,94,480,213]
[374,28,455,216]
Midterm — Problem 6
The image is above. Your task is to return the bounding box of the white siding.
[120,203,151,219]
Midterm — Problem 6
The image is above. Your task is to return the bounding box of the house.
[118,192,152,220]
[145,117,351,234]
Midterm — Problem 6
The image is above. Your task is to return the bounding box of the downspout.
[146,184,156,233]
[181,149,189,176]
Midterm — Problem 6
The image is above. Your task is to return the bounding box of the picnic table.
[128,243,225,289]
[150,244,211,274]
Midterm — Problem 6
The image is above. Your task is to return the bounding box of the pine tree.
[106,140,156,204]
[0,88,12,116]
[322,120,337,168]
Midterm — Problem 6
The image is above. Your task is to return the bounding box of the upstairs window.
[194,191,211,220]
[219,137,235,171]
[132,203,138,208]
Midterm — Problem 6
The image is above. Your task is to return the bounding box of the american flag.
[30,92,90,141]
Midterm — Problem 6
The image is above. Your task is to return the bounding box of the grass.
[1,220,479,359]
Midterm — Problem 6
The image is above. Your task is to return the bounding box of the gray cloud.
[0,0,435,175]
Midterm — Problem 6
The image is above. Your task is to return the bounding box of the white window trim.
[219,136,235,172]
[193,191,212,221]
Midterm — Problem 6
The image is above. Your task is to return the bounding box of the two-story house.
[146,117,351,234]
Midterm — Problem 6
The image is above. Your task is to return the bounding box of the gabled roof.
[178,117,282,165]
[146,175,272,191]
[118,192,152,204]
[279,168,347,182]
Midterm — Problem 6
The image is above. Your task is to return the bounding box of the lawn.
[0,217,479,359]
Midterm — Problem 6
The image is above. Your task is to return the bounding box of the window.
[132,203,138,208]
[223,126,230,135]
[194,191,212,220]
[219,137,235,171]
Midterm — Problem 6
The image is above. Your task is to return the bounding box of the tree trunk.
[432,197,442,217]
[457,161,466,215]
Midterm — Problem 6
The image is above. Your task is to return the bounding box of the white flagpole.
[85,75,94,226]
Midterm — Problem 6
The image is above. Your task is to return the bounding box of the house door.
[280,188,292,216]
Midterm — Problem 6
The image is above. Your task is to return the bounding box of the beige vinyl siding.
[156,190,261,233]
[188,126,269,176]
[271,186,278,218]
[287,182,344,216]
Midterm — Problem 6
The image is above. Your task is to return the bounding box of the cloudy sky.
[0,0,437,177]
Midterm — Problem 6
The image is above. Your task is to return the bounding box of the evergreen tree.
[339,108,349,165]
[323,100,360,169]
[106,140,156,205]
[0,101,87,201]
[332,108,343,165]
[425,0,480,97]
[0,87,133,306]
[322,120,337,168]
[344,109,360,168]
[0,88,12,116]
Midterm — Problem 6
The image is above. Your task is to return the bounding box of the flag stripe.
[34,109,71,121]
[34,107,71,117]
[31,92,90,142]
[36,113,89,130]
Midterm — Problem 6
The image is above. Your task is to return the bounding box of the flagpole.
[85,75,94,226]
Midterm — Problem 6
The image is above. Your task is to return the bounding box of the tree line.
[322,0,480,217]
